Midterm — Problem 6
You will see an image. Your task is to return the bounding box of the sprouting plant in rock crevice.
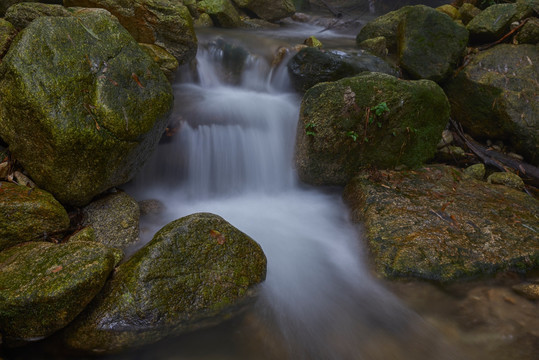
[305,122,316,136]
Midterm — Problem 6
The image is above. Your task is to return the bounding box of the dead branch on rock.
[450,118,539,188]
[477,18,529,51]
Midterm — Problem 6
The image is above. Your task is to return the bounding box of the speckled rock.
[343,165,539,282]
[4,2,71,31]
[487,171,525,190]
[467,3,518,43]
[0,19,16,59]
[295,73,450,186]
[0,11,173,206]
[63,213,267,353]
[463,163,485,180]
[81,191,140,251]
[0,241,116,341]
[0,182,70,251]
[64,0,197,64]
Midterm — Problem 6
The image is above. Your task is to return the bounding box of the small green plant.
[368,101,390,124]
[346,131,359,142]
[305,122,316,136]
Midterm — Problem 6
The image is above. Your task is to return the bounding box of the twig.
[477,18,529,51]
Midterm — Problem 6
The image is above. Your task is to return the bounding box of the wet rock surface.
[344,165,539,282]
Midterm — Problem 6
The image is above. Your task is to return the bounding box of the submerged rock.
[0,182,70,251]
[287,47,398,92]
[444,44,538,165]
[295,72,449,186]
[64,213,267,353]
[343,165,539,282]
[0,241,116,342]
[0,11,173,206]
[81,191,140,251]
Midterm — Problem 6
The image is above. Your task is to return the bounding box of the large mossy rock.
[64,213,267,353]
[64,0,197,64]
[444,44,538,165]
[4,2,71,31]
[0,241,116,341]
[0,11,173,206]
[467,3,518,43]
[0,182,70,251]
[343,165,539,282]
[287,47,398,93]
[197,0,242,28]
[81,191,140,251]
[397,5,469,82]
[232,0,295,22]
[295,72,450,186]
[0,19,17,59]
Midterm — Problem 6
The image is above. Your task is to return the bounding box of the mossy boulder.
[343,165,539,282]
[295,72,450,186]
[467,3,518,43]
[4,2,71,31]
[515,17,539,44]
[436,4,460,20]
[197,0,241,28]
[63,213,267,353]
[487,171,525,190]
[0,0,32,17]
[64,0,197,64]
[0,11,173,206]
[81,191,140,251]
[0,182,70,251]
[231,0,295,22]
[397,5,469,82]
[357,36,388,57]
[459,3,481,25]
[287,47,398,93]
[139,43,179,81]
[0,241,116,341]
[444,44,538,165]
[0,19,17,60]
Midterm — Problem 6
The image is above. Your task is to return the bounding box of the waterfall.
[127,34,464,360]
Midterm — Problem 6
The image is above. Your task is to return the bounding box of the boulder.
[0,11,173,206]
[0,182,70,251]
[436,4,460,20]
[139,43,179,81]
[64,0,197,64]
[232,0,295,22]
[4,2,71,31]
[515,17,539,44]
[64,213,267,353]
[458,3,481,25]
[487,171,525,190]
[81,191,140,251]
[467,3,518,43]
[287,47,398,93]
[443,44,538,165]
[0,241,116,341]
[357,36,388,57]
[0,19,17,60]
[0,0,31,17]
[197,0,242,28]
[295,72,450,186]
[397,5,469,82]
[343,165,539,282]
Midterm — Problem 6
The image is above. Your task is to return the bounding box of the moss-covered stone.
[287,47,398,93]
[0,182,70,251]
[194,12,214,27]
[443,44,538,165]
[81,191,140,251]
[0,11,173,206]
[515,17,539,44]
[197,0,242,28]
[295,72,450,186]
[467,3,518,43]
[437,4,460,20]
[0,0,32,17]
[487,171,525,190]
[0,19,17,60]
[343,165,539,282]
[463,163,485,180]
[64,0,197,64]
[139,43,179,81]
[64,213,266,353]
[0,241,116,341]
[231,0,295,22]
[4,2,72,31]
[356,6,413,55]
[459,3,481,25]
[397,5,469,82]
[357,36,388,57]
[304,35,322,48]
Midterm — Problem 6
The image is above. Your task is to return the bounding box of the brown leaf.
[51,265,63,273]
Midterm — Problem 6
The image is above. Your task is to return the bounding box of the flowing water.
[121,25,467,360]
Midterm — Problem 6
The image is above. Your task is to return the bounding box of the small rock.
[304,35,322,48]
[437,129,454,149]
[194,12,213,27]
[459,3,481,25]
[464,163,486,180]
[436,4,460,20]
[512,283,539,300]
[507,152,524,161]
[515,17,539,44]
[487,172,525,190]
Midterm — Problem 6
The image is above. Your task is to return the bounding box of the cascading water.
[127,30,466,360]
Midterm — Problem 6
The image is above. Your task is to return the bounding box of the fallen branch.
[477,18,529,51]
[450,118,539,188]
